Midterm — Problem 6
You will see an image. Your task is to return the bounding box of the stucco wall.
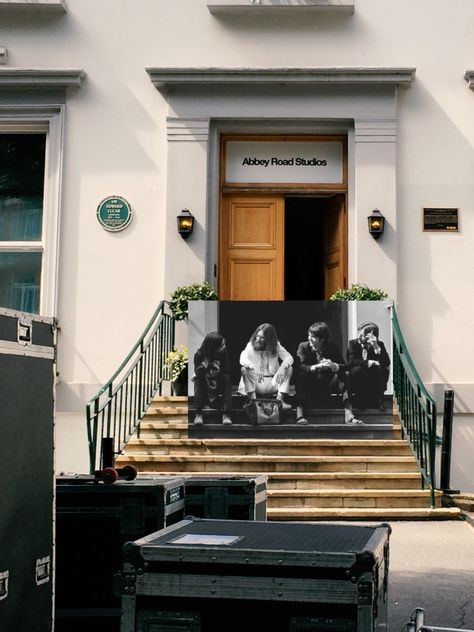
[1,0,474,481]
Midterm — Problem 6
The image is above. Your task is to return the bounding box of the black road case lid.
[56,475,185,493]
[123,517,390,571]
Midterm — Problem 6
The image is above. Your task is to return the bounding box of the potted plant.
[165,345,188,395]
[169,282,218,321]
[330,284,388,301]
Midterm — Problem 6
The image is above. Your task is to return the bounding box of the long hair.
[197,332,225,360]
[250,323,278,357]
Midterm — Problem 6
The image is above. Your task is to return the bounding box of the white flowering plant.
[165,345,188,382]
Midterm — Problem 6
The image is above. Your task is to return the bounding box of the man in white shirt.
[238,322,293,410]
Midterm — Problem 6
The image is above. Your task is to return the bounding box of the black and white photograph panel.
[188,300,393,439]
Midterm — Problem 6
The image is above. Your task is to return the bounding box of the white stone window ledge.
[0,68,85,88]
[208,0,354,15]
[0,0,66,13]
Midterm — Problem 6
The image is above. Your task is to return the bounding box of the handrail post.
[101,437,114,469]
[428,400,437,507]
[440,389,457,493]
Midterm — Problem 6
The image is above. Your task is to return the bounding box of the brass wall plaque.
[423,208,459,232]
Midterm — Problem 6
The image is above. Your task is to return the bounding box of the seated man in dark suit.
[295,321,362,425]
[347,321,390,410]
[192,332,232,425]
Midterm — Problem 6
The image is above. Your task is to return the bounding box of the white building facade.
[1,0,473,489]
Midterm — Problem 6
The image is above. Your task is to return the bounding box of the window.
[0,107,64,316]
[0,133,45,313]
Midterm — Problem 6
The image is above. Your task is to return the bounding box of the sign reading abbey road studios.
[225,140,344,185]
[423,208,459,232]
[97,196,133,232]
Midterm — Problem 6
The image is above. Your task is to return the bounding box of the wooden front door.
[323,194,347,299]
[219,194,284,300]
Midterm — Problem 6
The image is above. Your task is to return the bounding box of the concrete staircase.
[115,396,461,520]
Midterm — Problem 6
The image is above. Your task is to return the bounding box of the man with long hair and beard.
[193,332,232,425]
[238,323,293,409]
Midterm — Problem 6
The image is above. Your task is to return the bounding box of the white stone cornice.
[208,0,354,15]
[464,70,474,90]
[167,118,210,143]
[147,67,416,90]
[354,119,397,143]
[0,0,66,12]
[0,68,85,88]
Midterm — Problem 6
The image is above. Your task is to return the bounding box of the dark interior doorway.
[285,196,326,300]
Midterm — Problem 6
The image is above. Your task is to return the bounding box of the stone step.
[148,406,188,416]
[135,422,401,441]
[138,422,189,439]
[132,470,423,489]
[267,507,462,521]
[189,409,393,426]
[115,454,419,473]
[188,425,401,440]
[152,395,188,403]
[265,472,422,489]
[267,489,442,509]
[143,412,188,421]
[124,438,412,456]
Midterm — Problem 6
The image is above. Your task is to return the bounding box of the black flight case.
[55,475,186,632]
[0,308,56,632]
[184,475,267,520]
[119,517,391,632]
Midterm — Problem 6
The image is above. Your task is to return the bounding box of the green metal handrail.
[86,301,175,473]
[392,306,437,507]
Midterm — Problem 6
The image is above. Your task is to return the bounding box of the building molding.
[0,68,85,88]
[0,0,66,12]
[167,117,211,143]
[147,67,416,91]
[207,0,354,15]
[354,119,397,144]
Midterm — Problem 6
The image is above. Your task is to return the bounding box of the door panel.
[229,205,275,247]
[323,195,347,299]
[220,194,284,300]
[229,258,277,300]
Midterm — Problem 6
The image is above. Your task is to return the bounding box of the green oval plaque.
[97,196,133,232]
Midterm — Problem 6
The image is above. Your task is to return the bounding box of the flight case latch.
[114,571,137,596]
[357,581,374,605]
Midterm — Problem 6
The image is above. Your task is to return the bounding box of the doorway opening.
[285,194,346,300]
[218,192,346,301]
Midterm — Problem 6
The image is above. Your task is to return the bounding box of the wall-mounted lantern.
[177,209,195,240]
[368,209,385,240]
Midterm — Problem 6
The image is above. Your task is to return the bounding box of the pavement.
[387,518,474,632]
